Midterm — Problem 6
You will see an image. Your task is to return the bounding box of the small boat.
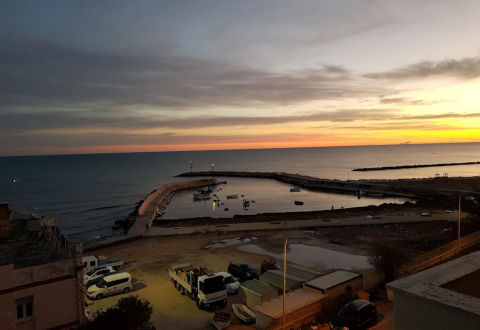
[226,194,238,199]
[232,303,256,324]
[294,200,304,205]
[193,193,211,201]
[212,311,231,330]
[290,187,301,192]
[199,187,213,194]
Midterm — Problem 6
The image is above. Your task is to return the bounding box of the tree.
[369,242,409,284]
[83,296,155,330]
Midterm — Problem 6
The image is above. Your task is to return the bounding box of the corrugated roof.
[252,287,325,318]
[305,270,361,292]
[259,270,302,290]
[282,264,323,282]
[241,279,277,295]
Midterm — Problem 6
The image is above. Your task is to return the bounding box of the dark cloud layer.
[0,39,379,111]
[365,57,480,80]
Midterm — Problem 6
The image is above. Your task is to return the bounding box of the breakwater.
[128,178,217,235]
[177,171,413,198]
[353,161,480,172]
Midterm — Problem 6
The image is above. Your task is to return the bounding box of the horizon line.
[1,141,479,158]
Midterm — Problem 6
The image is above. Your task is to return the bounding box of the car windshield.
[336,305,356,323]
[96,279,106,288]
[224,276,235,284]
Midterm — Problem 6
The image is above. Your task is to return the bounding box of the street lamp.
[189,160,193,174]
[211,163,215,173]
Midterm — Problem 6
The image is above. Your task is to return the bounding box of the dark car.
[331,300,377,330]
[227,261,259,282]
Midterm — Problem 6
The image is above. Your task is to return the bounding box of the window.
[90,261,95,267]
[16,296,33,320]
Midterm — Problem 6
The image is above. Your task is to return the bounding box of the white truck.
[82,255,124,273]
[169,263,227,309]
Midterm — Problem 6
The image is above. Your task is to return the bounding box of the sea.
[1,143,479,242]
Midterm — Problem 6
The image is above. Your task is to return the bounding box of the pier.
[128,179,217,235]
[353,161,480,172]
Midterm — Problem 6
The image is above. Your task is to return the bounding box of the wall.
[255,300,323,330]
[0,202,9,237]
[393,290,480,330]
[324,277,363,303]
[0,260,81,330]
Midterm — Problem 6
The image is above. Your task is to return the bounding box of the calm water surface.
[1,143,479,241]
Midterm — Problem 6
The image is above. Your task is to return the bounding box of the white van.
[86,272,132,300]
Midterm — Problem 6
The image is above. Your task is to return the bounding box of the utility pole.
[282,222,287,330]
[458,192,461,254]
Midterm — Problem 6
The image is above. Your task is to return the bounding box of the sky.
[1,0,480,155]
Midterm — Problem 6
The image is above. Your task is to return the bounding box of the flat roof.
[387,250,480,316]
[241,279,277,295]
[281,264,322,282]
[259,270,302,291]
[252,287,325,318]
[306,270,361,293]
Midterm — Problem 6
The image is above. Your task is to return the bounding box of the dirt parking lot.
[85,214,478,329]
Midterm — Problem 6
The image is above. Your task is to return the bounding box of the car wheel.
[96,294,103,300]
[196,299,203,309]
[123,287,130,293]
[180,287,185,295]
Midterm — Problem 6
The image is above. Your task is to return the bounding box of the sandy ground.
[84,209,480,329]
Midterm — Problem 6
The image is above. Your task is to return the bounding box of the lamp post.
[189,160,193,174]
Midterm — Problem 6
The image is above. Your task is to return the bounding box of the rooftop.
[241,279,277,295]
[387,250,480,316]
[259,269,302,291]
[0,209,69,269]
[252,287,325,318]
[305,269,361,293]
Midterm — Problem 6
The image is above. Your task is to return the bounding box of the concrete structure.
[0,203,9,238]
[240,279,278,308]
[306,270,363,302]
[387,250,480,330]
[0,205,85,330]
[252,287,325,330]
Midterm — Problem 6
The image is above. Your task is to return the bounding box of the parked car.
[228,262,259,282]
[86,272,132,300]
[215,272,240,294]
[85,272,117,288]
[330,300,377,330]
[261,258,280,273]
[83,266,115,286]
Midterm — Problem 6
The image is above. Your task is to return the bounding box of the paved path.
[146,211,458,237]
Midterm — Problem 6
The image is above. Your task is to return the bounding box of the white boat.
[212,312,231,329]
[232,304,256,324]
[290,187,301,192]
[193,192,211,201]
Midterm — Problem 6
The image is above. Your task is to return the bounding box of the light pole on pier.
[190,160,193,174]
[211,163,215,176]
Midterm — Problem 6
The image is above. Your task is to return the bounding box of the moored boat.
[290,187,301,192]
[294,200,304,205]
[212,311,231,329]
[232,303,256,324]
[193,192,211,201]
[226,194,238,199]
